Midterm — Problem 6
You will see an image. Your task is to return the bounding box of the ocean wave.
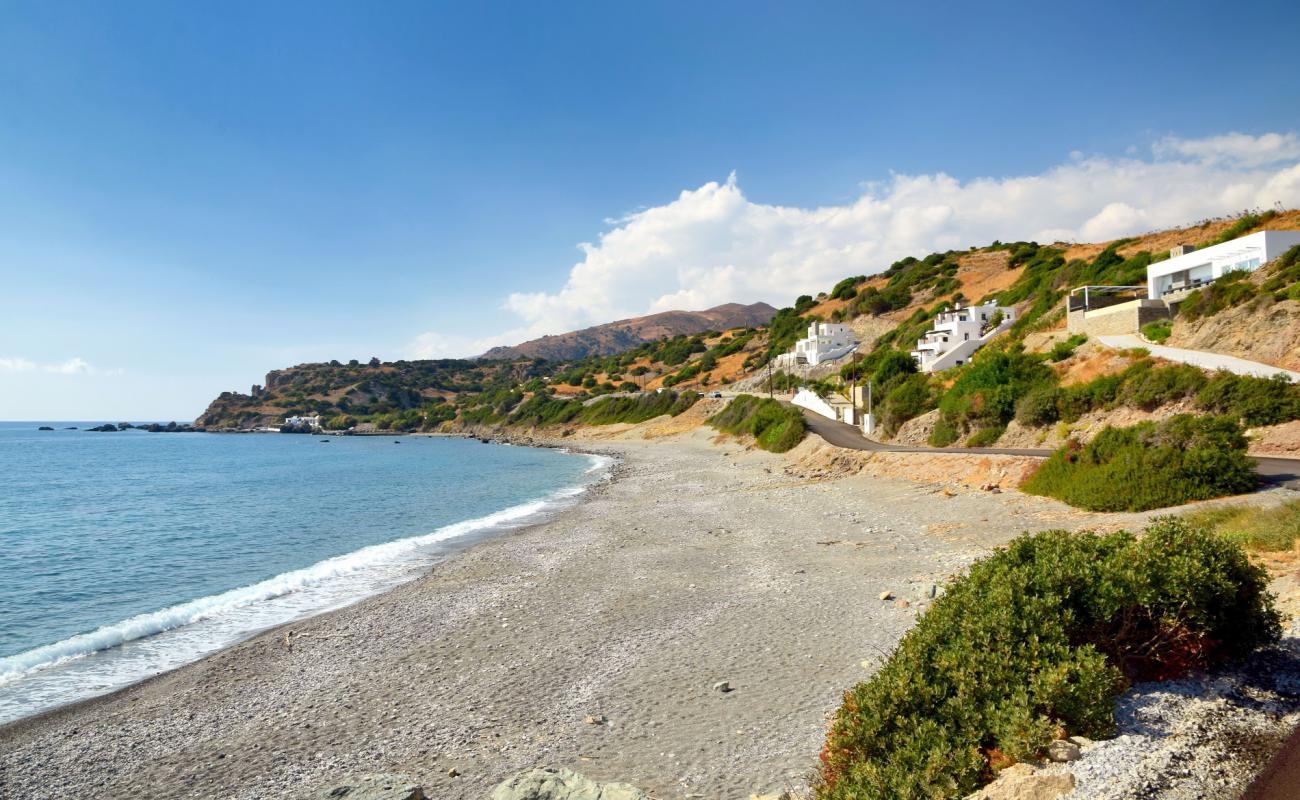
[0,470,603,686]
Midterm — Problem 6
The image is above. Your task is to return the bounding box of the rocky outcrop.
[314,773,424,800]
[489,767,649,800]
[1168,295,1300,371]
[963,763,1074,800]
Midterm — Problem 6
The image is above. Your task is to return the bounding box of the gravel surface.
[1,425,1296,800]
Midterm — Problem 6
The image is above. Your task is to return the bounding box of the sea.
[0,422,609,725]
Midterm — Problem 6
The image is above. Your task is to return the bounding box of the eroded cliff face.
[1168,297,1300,372]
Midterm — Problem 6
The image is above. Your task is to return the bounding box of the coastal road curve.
[798,409,1300,491]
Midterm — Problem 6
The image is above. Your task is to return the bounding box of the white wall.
[791,388,838,421]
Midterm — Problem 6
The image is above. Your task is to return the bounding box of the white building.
[1147,230,1300,302]
[911,301,1016,373]
[284,414,322,430]
[774,322,858,369]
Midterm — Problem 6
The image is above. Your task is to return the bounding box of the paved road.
[799,409,1300,491]
[1098,334,1300,381]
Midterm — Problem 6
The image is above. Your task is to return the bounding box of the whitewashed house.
[774,322,858,369]
[284,414,322,431]
[911,301,1016,372]
[1147,230,1300,302]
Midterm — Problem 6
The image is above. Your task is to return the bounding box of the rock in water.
[317,773,424,800]
[490,767,649,800]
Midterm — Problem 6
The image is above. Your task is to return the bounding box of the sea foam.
[0,455,606,695]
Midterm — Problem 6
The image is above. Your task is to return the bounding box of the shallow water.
[0,423,607,723]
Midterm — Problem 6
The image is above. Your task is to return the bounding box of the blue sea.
[0,423,608,724]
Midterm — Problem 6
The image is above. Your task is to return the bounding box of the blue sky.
[3,0,1300,420]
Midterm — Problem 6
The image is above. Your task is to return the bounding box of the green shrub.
[1141,318,1172,344]
[817,519,1280,800]
[1015,385,1061,427]
[879,373,934,436]
[1021,415,1257,511]
[1118,363,1207,410]
[965,426,1005,447]
[1048,334,1087,362]
[928,416,959,447]
[708,394,807,452]
[1196,372,1300,427]
[1179,270,1259,322]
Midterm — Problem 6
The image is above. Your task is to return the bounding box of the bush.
[1179,270,1259,322]
[1196,372,1300,427]
[817,519,1280,800]
[1141,318,1172,344]
[1118,363,1207,410]
[879,373,934,436]
[1015,385,1061,427]
[708,395,807,453]
[965,426,1005,447]
[1021,415,1257,511]
[928,416,959,447]
[1048,334,1087,362]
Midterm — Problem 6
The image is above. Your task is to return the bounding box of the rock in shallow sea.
[317,773,424,800]
[490,767,649,800]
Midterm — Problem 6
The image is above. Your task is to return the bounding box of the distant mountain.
[478,302,779,362]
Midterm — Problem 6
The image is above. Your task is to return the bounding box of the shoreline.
[3,424,1298,799]
[0,436,620,730]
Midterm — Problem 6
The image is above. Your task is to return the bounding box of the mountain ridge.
[477,301,778,362]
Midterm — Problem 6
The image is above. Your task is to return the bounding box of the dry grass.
[1183,500,1300,554]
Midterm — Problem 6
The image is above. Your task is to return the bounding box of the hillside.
[478,301,778,361]
[195,209,1300,435]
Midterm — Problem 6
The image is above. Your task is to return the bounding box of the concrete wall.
[791,388,837,421]
[1066,299,1171,336]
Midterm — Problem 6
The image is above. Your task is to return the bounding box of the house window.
[964,333,969,340]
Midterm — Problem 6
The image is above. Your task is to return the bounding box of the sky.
[2,0,1300,420]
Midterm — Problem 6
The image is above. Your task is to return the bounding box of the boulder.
[317,773,424,800]
[490,767,649,800]
[963,764,1074,800]
[1046,740,1081,762]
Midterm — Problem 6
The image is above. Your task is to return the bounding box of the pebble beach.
[1,424,1297,799]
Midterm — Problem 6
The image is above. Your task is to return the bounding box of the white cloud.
[0,356,120,376]
[1154,131,1300,168]
[410,131,1300,358]
[0,357,36,372]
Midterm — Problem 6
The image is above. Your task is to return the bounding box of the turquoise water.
[0,423,607,723]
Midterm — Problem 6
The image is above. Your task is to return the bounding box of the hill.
[194,209,1300,435]
[477,302,778,361]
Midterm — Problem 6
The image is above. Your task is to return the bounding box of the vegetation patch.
[817,519,1280,800]
[1021,415,1257,512]
[708,394,807,452]
[1141,318,1172,344]
[1183,499,1300,553]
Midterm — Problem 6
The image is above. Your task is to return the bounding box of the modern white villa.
[1147,230,1300,301]
[910,300,1016,372]
[284,414,322,430]
[774,321,858,369]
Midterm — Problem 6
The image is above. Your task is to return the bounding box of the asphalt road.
[799,410,1300,491]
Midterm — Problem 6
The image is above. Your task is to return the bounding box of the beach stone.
[490,767,649,800]
[1046,740,1081,762]
[318,773,424,800]
[894,599,910,608]
[713,680,732,693]
[962,763,1075,800]
[878,591,893,601]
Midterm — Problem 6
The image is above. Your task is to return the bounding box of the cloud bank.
[0,356,119,375]
[410,131,1300,358]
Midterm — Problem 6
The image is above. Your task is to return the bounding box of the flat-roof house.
[774,322,858,369]
[1147,230,1300,302]
[910,301,1016,372]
